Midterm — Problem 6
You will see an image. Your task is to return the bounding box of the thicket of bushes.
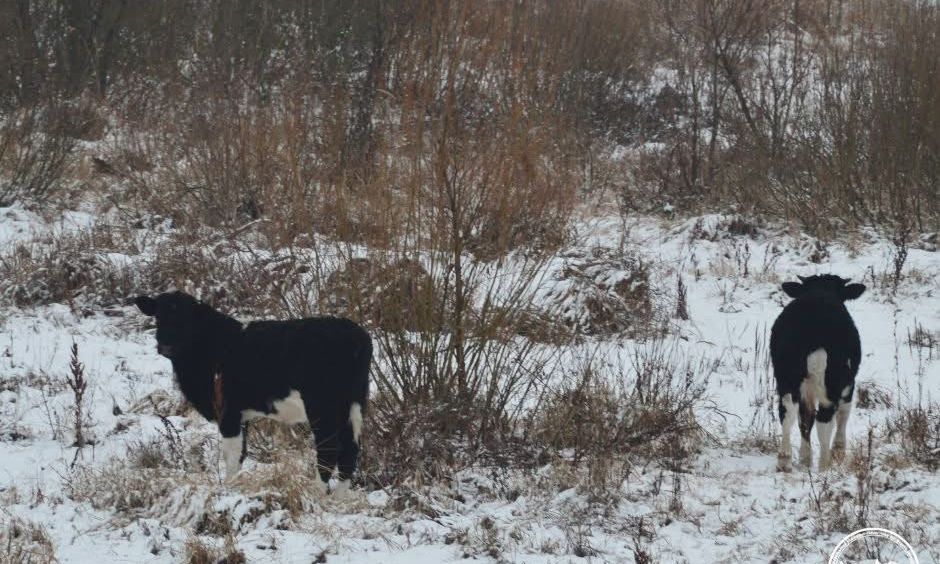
[2,0,937,228]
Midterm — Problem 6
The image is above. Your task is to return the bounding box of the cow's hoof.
[831,441,846,460]
[777,455,793,473]
[331,479,352,497]
[799,447,812,467]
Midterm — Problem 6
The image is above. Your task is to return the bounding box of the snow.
[1,209,938,563]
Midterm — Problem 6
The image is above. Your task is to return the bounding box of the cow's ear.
[841,283,866,300]
[135,296,157,315]
[781,282,805,298]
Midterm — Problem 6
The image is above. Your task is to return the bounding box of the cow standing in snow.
[770,275,865,471]
[135,291,371,492]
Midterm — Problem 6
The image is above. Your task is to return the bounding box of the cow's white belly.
[243,389,308,424]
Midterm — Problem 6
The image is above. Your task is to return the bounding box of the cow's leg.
[798,398,816,467]
[832,385,854,458]
[777,393,798,472]
[816,403,837,470]
[335,404,363,494]
[311,416,340,491]
[316,431,339,486]
[833,402,852,456]
[219,410,244,480]
[240,422,250,464]
[798,350,828,467]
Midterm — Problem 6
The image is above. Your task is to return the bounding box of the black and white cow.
[135,291,371,492]
[770,275,865,471]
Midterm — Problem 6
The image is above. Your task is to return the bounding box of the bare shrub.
[630,517,656,564]
[127,415,190,471]
[887,402,940,470]
[621,1,940,231]
[133,230,338,319]
[0,103,76,206]
[0,516,56,564]
[529,340,715,466]
[320,257,444,332]
[361,391,530,489]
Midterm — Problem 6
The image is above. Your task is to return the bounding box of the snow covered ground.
[1,208,938,563]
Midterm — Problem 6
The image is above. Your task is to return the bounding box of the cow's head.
[781,274,866,301]
[134,291,205,358]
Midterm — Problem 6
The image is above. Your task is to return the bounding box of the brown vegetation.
[2,0,937,504]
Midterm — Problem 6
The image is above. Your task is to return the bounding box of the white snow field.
[1,207,938,563]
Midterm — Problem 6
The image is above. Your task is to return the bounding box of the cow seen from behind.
[770,274,865,471]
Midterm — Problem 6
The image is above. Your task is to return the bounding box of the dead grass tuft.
[529,340,714,491]
[887,402,940,470]
[0,516,57,564]
[184,535,245,564]
[545,248,654,337]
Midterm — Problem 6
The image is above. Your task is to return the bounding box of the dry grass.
[1,1,938,233]
[67,417,339,531]
[887,402,940,471]
[0,228,139,310]
[184,535,245,564]
[528,340,715,493]
[0,516,57,564]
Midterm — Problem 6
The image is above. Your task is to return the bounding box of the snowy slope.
[1,210,938,563]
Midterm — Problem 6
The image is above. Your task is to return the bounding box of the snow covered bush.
[542,247,653,336]
[0,226,139,310]
[0,517,56,564]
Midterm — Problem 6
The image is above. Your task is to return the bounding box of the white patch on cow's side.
[271,390,308,424]
[841,385,853,400]
[778,395,797,472]
[242,390,308,425]
[833,401,852,452]
[221,434,242,479]
[817,419,835,470]
[805,348,830,407]
[349,402,363,445]
[846,358,852,370]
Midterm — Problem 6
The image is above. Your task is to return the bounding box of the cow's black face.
[135,292,202,358]
[780,274,866,302]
